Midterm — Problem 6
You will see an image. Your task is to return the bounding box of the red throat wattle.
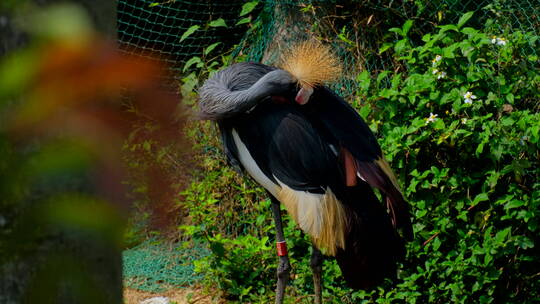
[295,86,314,105]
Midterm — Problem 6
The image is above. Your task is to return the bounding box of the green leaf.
[236,17,251,25]
[505,200,526,209]
[495,227,511,243]
[501,117,514,126]
[476,142,485,155]
[180,25,200,42]
[402,20,414,36]
[183,56,202,72]
[379,42,393,54]
[394,39,408,54]
[457,12,474,28]
[461,27,478,35]
[506,93,515,104]
[356,70,370,87]
[439,24,459,33]
[376,70,390,86]
[204,42,221,55]
[209,18,227,27]
[484,253,493,265]
[471,193,489,206]
[487,171,500,188]
[389,27,403,36]
[240,1,259,16]
[358,105,371,120]
[516,236,534,249]
[433,119,445,130]
[432,237,441,250]
[337,27,355,46]
[422,33,432,42]
[443,43,460,58]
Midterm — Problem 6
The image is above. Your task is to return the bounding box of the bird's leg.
[311,246,323,304]
[270,196,291,304]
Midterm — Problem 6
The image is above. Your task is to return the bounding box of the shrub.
[351,13,539,303]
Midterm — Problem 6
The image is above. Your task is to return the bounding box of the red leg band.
[276,241,288,256]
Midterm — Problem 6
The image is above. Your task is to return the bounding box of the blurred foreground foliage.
[0,3,186,302]
[178,9,539,304]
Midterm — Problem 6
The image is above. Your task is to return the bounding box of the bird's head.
[280,40,342,105]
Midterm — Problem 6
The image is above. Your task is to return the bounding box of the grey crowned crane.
[198,41,412,304]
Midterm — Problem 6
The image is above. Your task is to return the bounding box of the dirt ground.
[124,287,215,304]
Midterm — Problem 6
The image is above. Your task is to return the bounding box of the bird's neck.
[199,70,281,121]
[221,72,277,116]
[242,72,278,101]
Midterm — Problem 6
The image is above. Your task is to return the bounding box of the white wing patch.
[232,129,280,197]
[232,128,346,256]
[278,183,346,256]
[276,180,325,237]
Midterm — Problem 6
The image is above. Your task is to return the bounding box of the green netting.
[117,0,539,97]
[117,0,252,89]
[123,239,209,292]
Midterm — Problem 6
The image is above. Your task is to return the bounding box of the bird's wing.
[230,100,338,194]
[302,87,413,239]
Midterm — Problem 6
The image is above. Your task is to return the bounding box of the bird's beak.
[295,86,313,105]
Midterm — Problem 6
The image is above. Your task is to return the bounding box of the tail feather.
[334,183,406,290]
[356,159,413,240]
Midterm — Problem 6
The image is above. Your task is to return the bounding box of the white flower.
[437,71,447,79]
[491,36,507,46]
[426,112,438,124]
[432,69,446,79]
[432,55,442,66]
[461,118,467,124]
[463,91,477,104]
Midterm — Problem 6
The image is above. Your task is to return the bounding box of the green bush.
[181,13,539,303]
[351,13,539,303]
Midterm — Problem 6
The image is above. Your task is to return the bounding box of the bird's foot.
[275,255,291,304]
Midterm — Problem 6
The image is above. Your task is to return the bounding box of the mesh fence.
[123,239,209,292]
[118,0,539,97]
[117,0,253,89]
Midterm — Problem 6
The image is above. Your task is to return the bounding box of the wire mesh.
[123,239,209,292]
[118,0,539,97]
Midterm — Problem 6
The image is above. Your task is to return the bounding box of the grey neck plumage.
[198,64,292,121]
